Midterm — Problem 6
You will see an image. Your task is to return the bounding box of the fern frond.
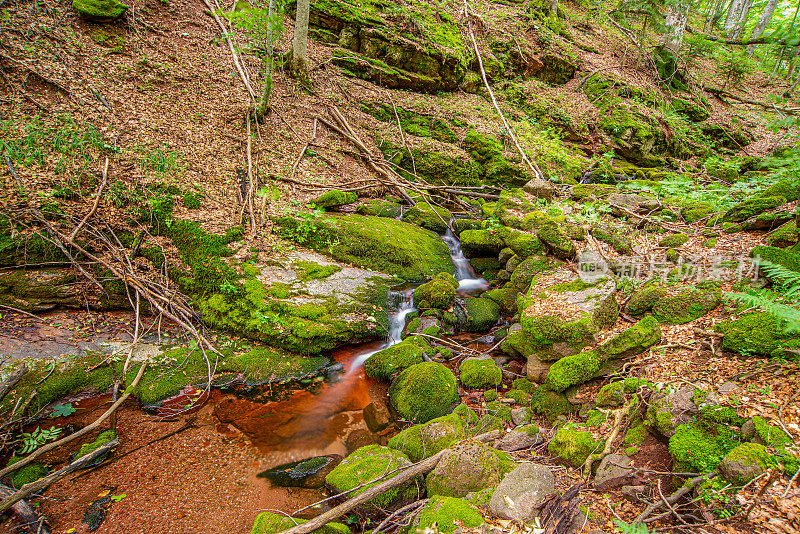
[756,260,800,300]
[726,291,800,334]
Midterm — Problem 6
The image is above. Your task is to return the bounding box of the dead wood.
[276,430,500,534]
[69,158,108,242]
[0,364,28,403]
[704,86,800,115]
[636,473,715,524]
[0,483,51,534]
[0,438,120,513]
[537,484,584,534]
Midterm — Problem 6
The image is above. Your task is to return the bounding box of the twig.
[782,467,800,499]
[0,304,44,321]
[635,473,715,524]
[744,470,779,519]
[372,499,427,534]
[69,157,108,241]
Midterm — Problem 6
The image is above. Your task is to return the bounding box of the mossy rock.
[357,199,403,218]
[388,404,478,461]
[403,496,484,534]
[591,227,633,255]
[459,357,502,388]
[505,231,544,260]
[715,312,800,356]
[414,273,458,309]
[361,102,458,144]
[462,297,501,332]
[7,457,49,489]
[668,423,730,473]
[509,255,561,293]
[400,149,483,187]
[460,229,505,257]
[599,316,661,359]
[627,283,720,324]
[73,0,127,20]
[719,443,771,485]
[483,286,519,315]
[251,513,349,534]
[536,222,576,260]
[389,362,460,423]
[547,424,600,468]
[529,386,572,421]
[402,202,453,234]
[596,381,626,407]
[767,221,799,248]
[658,233,689,248]
[671,98,710,122]
[274,214,455,281]
[426,440,515,497]
[313,189,357,209]
[365,340,426,380]
[681,202,715,223]
[542,349,601,392]
[759,179,800,202]
[749,245,800,274]
[723,196,787,223]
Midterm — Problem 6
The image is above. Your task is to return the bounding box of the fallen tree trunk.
[704,86,800,115]
[0,438,119,513]
[0,483,51,534]
[275,430,500,534]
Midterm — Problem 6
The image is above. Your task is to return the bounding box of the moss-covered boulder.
[460,229,505,257]
[547,424,600,468]
[749,245,800,273]
[529,385,572,420]
[646,386,702,439]
[542,349,601,392]
[414,272,458,309]
[274,214,455,280]
[402,496,484,534]
[668,422,729,473]
[658,233,689,248]
[599,316,661,359]
[365,340,426,380]
[463,131,531,186]
[388,404,478,461]
[536,222,576,260]
[715,312,800,356]
[508,255,561,293]
[681,202,715,223]
[389,362,460,423]
[462,297,501,332]
[73,0,127,20]
[426,440,515,497]
[671,98,710,122]
[459,357,502,388]
[505,231,544,260]
[591,226,633,255]
[325,445,421,513]
[402,202,453,234]
[313,189,357,209]
[723,196,787,223]
[357,199,403,218]
[626,283,720,324]
[251,514,348,534]
[719,443,770,485]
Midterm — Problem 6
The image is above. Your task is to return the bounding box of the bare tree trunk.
[724,0,744,35]
[748,0,778,55]
[730,0,753,39]
[661,0,690,54]
[290,0,310,82]
[549,0,558,16]
[256,0,276,120]
[706,0,728,31]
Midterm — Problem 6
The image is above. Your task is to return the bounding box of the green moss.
[596,381,625,407]
[389,362,460,423]
[512,378,537,394]
[624,424,648,445]
[276,214,455,281]
[459,229,505,257]
[357,199,403,218]
[659,233,689,247]
[463,130,529,186]
[182,191,202,209]
[396,149,482,187]
[504,389,530,406]
[548,424,600,467]
[462,297,501,332]
[751,416,791,447]
[7,456,49,488]
[509,255,561,292]
[536,221,576,260]
[484,389,499,401]
[668,423,732,473]
[723,196,787,223]
[758,179,800,202]
[591,227,632,255]
[504,232,544,260]
[72,0,127,19]
[599,316,661,358]
[365,340,425,380]
[75,430,116,461]
[292,260,342,281]
[482,400,513,425]
[388,405,477,461]
[459,358,502,388]
[767,221,799,248]
[529,386,572,421]
[361,102,457,143]
[414,273,458,309]
[701,405,745,427]
[543,349,600,392]
[721,443,771,485]
[749,246,800,273]
[312,189,357,209]
[505,315,594,359]
[325,445,418,509]
[651,286,721,324]
[402,202,453,234]
[251,513,348,534]
[405,496,484,534]
[682,202,715,223]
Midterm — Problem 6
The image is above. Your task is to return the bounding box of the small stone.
[594,453,634,487]
[489,462,555,522]
[510,407,532,427]
[363,402,391,433]
[497,425,543,452]
[523,178,556,201]
[620,485,647,503]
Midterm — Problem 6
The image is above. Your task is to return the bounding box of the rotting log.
[0,483,51,534]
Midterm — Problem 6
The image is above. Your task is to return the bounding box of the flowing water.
[442,227,489,292]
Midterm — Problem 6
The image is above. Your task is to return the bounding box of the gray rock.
[426,441,509,497]
[594,453,634,487]
[498,425,543,452]
[526,355,552,382]
[523,178,557,202]
[511,407,533,427]
[646,386,703,438]
[621,485,647,503]
[363,402,391,433]
[489,462,555,522]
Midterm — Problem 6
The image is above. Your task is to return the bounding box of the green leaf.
[110,493,127,502]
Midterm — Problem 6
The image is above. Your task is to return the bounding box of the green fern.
[725,260,800,334]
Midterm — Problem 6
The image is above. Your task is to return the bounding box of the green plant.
[19,426,62,454]
[726,260,800,334]
[50,403,76,418]
[614,521,650,534]
[715,50,754,89]
[284,208,324,245]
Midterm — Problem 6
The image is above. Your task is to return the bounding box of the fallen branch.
[0,361,146,480]
[0,438,120,513]
[704,86,800,115]
[0,483,50,534]
[276,430,500,534]
[636,473,715,524]
[582,402,631,476]
[69,157,108,241]
[372,499,427,534]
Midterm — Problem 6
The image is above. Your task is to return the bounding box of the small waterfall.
[442,227,489,292]
[348,288,415,372]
